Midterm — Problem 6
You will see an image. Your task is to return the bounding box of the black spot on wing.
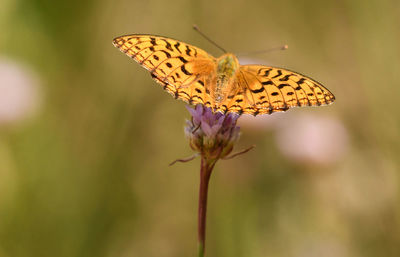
[251,87,265,94]
[262,81,273,85]
[264,69,272,76]
[178,56,188,63]
[181,65,193,75]
[161,50,171,58]
[259,69,272,77]
[256,100,269,105]
[180,91,190,98]
[279,75,291,81]
[297,78,306,84]
[271,70,282,78]
[162,39,173,51]
[278,83,290,89]
[185,45,192,56]
[192,95,204,102]
[174,42,182,53]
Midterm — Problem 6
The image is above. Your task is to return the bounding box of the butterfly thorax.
[215,53,240,103]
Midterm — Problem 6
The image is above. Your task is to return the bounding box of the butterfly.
[112,34,335,116]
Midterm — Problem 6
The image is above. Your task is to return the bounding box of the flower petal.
[200,118,213,137]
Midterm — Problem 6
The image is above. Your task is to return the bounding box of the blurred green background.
[1,0,400,256]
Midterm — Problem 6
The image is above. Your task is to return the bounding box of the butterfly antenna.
[237,45,288,57]
[193,24,227,53]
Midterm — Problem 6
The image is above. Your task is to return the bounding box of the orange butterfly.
[113,35,335,116]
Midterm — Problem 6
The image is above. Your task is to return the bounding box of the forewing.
[113,35,216,103]
[229,65,335,115]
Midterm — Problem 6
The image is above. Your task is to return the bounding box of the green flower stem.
[198,155,216,257]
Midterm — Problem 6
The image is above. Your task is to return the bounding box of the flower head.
[185,105,240,161]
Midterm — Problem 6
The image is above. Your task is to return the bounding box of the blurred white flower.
[0,58,41,125]
[275,114,349,165]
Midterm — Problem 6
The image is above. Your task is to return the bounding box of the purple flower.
[185,105,240,161]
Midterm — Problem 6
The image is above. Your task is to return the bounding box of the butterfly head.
[217,53,240,78]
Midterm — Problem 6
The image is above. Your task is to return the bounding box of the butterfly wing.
[113,35,217,106]
[224,65,335,115]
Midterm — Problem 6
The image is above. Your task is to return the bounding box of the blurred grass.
[1,0,400,256]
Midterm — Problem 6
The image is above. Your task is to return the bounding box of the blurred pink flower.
[275,114,348,165]
[0,58,41,125]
